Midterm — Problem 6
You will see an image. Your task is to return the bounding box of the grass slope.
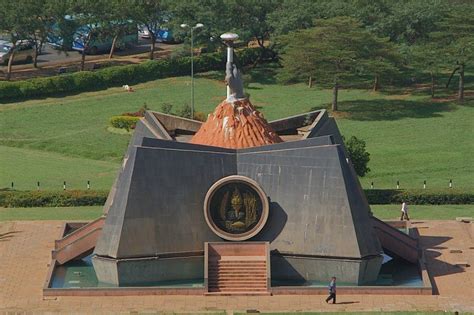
[370,204,474,220]
[0,146,118,190]
[1,205,471,221]
[0,206,102,221]
[1,67,472,190]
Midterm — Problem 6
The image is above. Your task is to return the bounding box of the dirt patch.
[386,94,411,100]
[331,111,351,119]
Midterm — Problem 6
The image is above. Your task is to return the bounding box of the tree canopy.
[277,16,399,110]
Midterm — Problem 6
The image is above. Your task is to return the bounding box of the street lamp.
[180,23,204,119]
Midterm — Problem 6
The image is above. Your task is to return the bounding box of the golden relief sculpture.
[217,185,259,233]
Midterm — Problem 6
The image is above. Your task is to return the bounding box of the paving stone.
[0,220,474,313]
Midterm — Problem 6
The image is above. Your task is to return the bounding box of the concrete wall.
[93,255,203,286]
[271,254,383,285]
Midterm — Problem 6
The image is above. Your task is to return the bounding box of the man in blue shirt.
[325,276,337,304]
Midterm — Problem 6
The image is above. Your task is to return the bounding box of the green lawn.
[370,204,474,220]
[0,146,118,190]
[1,205,471,222]
[0,66,473,190]
[0,206,102,221]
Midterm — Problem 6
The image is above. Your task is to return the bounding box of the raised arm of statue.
[225,62,245,100]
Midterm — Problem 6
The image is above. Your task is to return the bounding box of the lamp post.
[180,23,204,119]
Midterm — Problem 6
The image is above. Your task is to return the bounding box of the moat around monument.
[50,253,423,289]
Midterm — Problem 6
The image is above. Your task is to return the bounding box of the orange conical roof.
[190,99,283,149]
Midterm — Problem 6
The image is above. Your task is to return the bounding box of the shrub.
[0,190,108,208]
[364,189,474,205]
[121,103,149,117]
[193,111,207,122]
[0,48,260,101]
[0,188,470,208]
[161,103,173,114]
[343,136,370,177]
[110,116,141,131]
[178,103,192,119]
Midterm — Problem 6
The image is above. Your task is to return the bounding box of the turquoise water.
[50,256,204,289]
[271,257,423,287]
[50,255,423,289]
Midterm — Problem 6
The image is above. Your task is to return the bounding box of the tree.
[0,0,34,80]
[166,0,224,53]
[70,0,105,71]
[102,0,136,59]
[27,0,54,68]
[430,6,474,102]
[408,43,443,98]
[343,136,370,177]
[278,17,394,111]
[360,36,400,92]
[131,0,167,60]
[367,0,448,45]
[226,0,279,60]
[168,0,279,59]
[267,0,322,36]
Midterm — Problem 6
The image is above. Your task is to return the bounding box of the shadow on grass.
[337,98,456,121]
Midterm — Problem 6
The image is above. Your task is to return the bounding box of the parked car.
[72,23,138,55]
[47,16,79,50]
[138,25,180,43]
[0,40,34,65]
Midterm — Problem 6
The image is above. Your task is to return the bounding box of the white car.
[138,26,152,39]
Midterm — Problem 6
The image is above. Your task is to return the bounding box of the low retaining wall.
[44,221,433,297]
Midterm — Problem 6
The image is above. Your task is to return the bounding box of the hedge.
[364,189,474,205]
[110,116,141,131]
[0,190,108,208]
[0,48,261,101]
[0,188,472,208]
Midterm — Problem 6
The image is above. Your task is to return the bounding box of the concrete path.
[0,220,472,313]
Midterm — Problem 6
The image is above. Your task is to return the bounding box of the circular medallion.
[204,175,269,241]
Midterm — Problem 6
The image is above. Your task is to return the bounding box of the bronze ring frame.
[203,175,269,241]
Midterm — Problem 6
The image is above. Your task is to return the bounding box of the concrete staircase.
[206,242,270,295]
[53,216,105,264]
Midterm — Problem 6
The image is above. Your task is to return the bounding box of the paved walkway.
[0,220,473,313]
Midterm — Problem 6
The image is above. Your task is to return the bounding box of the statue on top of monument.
[225,61,245,100]
[221,32,246,102]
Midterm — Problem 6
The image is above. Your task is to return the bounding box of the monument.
[51,32,421,294]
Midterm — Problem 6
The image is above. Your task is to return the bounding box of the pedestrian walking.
[400,201,410,221]
[325,276,336,304]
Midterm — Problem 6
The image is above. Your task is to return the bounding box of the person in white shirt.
[400,201,410,221]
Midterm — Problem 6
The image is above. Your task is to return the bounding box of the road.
[34,38,161,64]
[0,39,180,80]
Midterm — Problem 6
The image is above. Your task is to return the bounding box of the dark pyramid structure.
[92,108,384,286]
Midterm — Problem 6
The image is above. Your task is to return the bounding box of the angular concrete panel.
[93,110,385,286]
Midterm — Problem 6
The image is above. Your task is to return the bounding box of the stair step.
[207,274,267,279]
[209,273,266,276]
[209,260,266,265]
[209,272,266,275]
[208,266,267,270]
[209,286,267,289]
[208,279,267,283]
[209,287,267,291]
[208,261,266,266]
